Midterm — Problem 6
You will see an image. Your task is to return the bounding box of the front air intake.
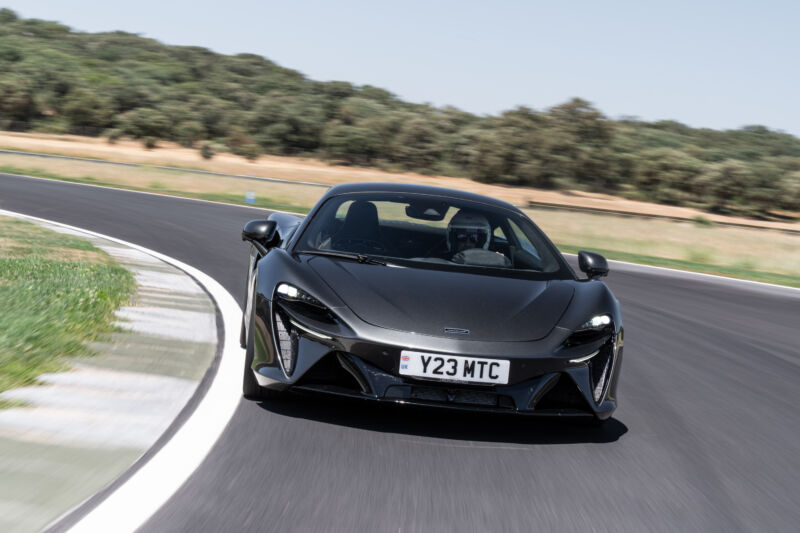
[293,352,369,394]
[273,309,299,376]
[534,374,593,413]
[587,342,614,403]
[409,386,515,409]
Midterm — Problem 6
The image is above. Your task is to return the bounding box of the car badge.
[444,327,470,335]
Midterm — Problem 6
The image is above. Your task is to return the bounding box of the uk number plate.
[399,350,510,385]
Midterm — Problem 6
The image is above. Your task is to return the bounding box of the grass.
[526,208,800,282]
[0,217,135,396]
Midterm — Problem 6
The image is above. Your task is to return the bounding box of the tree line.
[1,9,798,217]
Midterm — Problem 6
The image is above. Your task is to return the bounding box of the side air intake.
[273,309,299,376]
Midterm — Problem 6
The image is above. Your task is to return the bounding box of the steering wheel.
[421,237,448,259]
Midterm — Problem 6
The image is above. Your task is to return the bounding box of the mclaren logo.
[444,327,470,335]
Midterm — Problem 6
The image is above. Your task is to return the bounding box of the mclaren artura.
[240,183,623,422]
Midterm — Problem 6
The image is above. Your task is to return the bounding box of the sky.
[5,1,800,136]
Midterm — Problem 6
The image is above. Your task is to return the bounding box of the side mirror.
[578,251,609,280]
[242,220,277,254]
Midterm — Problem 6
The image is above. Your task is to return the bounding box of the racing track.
[2,173,799,532]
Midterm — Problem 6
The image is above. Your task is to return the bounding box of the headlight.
[579,314,611,330]
[276,283,325,308]
[565,314,613,347]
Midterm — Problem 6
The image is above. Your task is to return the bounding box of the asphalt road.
[2,174,799,532]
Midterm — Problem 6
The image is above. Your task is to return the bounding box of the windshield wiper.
[297,249,387,266]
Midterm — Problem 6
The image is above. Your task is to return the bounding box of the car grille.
[410,386,515,408]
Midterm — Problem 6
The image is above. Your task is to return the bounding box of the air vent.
[273,310,299,376]
[535,374,593,413]
[588,343,613,403]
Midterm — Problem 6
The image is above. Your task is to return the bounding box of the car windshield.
[294,192,572,279]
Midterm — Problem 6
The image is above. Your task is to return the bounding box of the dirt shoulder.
[2,131,798,233]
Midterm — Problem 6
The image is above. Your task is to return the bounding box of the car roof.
[322,182,522,213]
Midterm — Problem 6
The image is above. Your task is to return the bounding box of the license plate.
[399,350,510,385]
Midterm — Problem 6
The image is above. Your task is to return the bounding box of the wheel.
[242,326,263,400]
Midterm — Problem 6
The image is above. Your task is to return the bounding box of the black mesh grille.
[410,387,448,402]
[273,309,299,376]
[410,386,514,409]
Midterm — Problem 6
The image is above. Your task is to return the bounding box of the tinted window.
[296,192,571,279]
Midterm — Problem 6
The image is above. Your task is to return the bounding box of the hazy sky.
[5,1,799,136]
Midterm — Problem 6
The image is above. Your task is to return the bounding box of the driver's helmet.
[447,210,491,252]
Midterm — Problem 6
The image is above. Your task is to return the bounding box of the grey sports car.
[240,182,623,422]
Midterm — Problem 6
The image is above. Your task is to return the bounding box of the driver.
[447,210,511,267]
[447,210,491,253]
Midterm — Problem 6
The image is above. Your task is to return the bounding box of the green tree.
[633,148,703,205]
[322,121,377,164]
[359,85,395,105]
[778,172,800,211]
[199,141,215,160]
[174,121,205,147]
[62,88,114,135]
[238,143,261,161]
[467,130,508,183]
[118,108,170,139]
[336,96,387,125]
[0,75,37,124]
[694,160,756,214]
[0,8,18,24]
[392,117,443,170]
[548,98,613,147]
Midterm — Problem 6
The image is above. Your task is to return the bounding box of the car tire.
[242,308,267,400]
[242,346,263,400]
[242,308,282,401]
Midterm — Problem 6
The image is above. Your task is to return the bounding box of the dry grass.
[0,216,111,263]
[0,241,109,263]
[0,152,327,210]
[2,131,798,232]
[526,208,800,277]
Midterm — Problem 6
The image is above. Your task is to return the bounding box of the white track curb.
[0,209,245,533]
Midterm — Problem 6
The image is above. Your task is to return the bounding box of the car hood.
[308,257,574,342]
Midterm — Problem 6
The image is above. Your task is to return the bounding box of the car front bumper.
[251,328,623,420]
